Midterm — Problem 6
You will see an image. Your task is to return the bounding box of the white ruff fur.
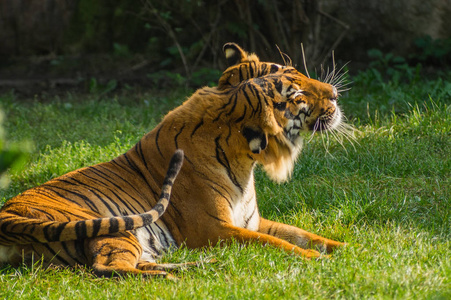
[264,136,304,183]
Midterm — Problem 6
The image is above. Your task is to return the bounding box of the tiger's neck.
[118,93,258,199]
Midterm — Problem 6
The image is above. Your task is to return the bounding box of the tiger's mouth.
[312,105,343,132]
[283,110,309,143]
[283,103,342,144]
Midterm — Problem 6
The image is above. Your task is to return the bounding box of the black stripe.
[155,124,164,158]
[43,222,55,242]
[56,179,100,213]
[241,85,255,112]
[0,234,17,244]
[136,140,149,172]
[225,93,238,117]
[225,125,232,145]
[184,155,234,201]
[44,184,99,211]
[239,65,244,82]
[123,216,135,231]
[144,226,160,254]
[283,74,297,82]
[214,136,243,193]
[235,105,247,123]
[62,241,85,265]
[50,222,67,241]
[159,192,170,200]
[25,207,57,221]
[41,243,71,266]
[206,212,227,223]
[105,248,137,258]
[207,183,233,211]
[174,123,186,149]
[22,233,41,243]
[270,224,278,237]
[96,164,150,210]
[198,89,230,96]
[162,177,174,187]
[37,184,89,207]
[250,61,255,78]
[153,203,166,216]
[249,83,266,113]
[86,167,143,214]
[141,213,154,225]
[94,166,147,213]
[109,218,119,233]
[267,223,275,235]
[259,63,268,76]
[213,95,235,122]
[243,206,257,228]
[55,179,118,216]
[191,119,204,137]
[119,154,160,202]
[169,201,182,217]
[75,221,87,240]
[274,79,283,94]
[91,219,102,237]
[163,165,180,184]
[153,221,169,247]
[74,239,88,262]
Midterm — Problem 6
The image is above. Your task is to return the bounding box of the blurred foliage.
[351,36,451,91]
[358,49,422,86]
[413,36,451,66]
[62,0,342,79]
[59,1,451,87]
[2,1,450,92]
[0,110,32,188]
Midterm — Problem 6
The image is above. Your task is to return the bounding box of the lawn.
[0,70,450,299]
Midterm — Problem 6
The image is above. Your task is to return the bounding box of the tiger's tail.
[0,150,184,245]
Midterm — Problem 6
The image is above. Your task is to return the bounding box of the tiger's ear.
[242,126,268,154]
[223,43,247,66]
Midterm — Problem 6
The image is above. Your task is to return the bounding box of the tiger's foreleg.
[258,218,344,253]
[216,224,323,258]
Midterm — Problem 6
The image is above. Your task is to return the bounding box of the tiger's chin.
[311,105,343,132]
[257,133,304,183]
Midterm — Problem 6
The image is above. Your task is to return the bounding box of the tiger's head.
[217,43,347,182]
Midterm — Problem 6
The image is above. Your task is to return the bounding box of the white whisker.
[299,50,356,155]
[301,43,310,78]
[331,70,349,86]
[330,62,350,84]
[276,45,293,67]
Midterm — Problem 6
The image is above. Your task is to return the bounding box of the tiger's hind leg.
[87,232,173,278]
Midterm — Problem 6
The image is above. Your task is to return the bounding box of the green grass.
[0,73,450,299]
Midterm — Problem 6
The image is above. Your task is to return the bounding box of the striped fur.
[0,43,347,278]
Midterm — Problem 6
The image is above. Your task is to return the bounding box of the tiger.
[0,43,347,278]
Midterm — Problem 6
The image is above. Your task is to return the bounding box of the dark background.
[0,0,450,96]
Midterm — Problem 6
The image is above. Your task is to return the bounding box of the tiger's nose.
[331,86,338,101]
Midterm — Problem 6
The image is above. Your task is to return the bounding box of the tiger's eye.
[273,102,286,111]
